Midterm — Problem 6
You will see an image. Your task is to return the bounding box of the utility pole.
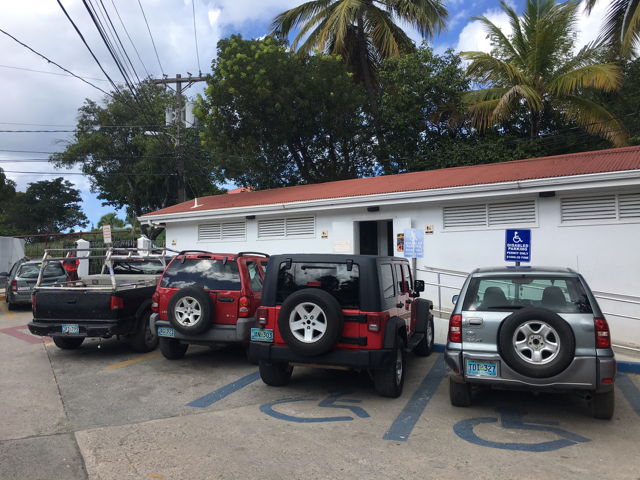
[151,74,206,204]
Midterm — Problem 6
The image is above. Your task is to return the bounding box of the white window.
[198,221,246,241]
[444,200,536,229]
[561,192,640,223]
[257,216,315,239]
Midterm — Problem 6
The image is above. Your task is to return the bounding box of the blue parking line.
[617,361,640,374]
[383,355,446,442]
[187,371,261,408]
[617,372,640,417]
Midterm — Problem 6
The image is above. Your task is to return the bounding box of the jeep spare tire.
[277,289,344,356]
[167,286,214,336]
[498,307,575,378]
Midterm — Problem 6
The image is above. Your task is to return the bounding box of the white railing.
[416,266,468,317]
[592,291,640,322]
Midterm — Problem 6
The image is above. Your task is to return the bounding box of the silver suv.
[444,267,616,419]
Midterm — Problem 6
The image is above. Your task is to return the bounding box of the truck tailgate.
[34,290,116,321]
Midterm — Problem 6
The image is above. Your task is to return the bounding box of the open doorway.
[358,220,394,256]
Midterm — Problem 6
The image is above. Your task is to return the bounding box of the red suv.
[150,251,268,361]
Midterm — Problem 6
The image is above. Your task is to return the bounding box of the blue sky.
[0,0,609,230]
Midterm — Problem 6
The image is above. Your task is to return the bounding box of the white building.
[142,146,640,347]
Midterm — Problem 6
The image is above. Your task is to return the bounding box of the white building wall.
[163,186,640,346]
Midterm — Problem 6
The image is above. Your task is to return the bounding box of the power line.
[137,0,164,75]
[0,64,109,82]
[109,0,151,78]
[192,0,202,75]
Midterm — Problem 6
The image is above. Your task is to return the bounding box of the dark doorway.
[359,221,378,255]
[387,221,394,256]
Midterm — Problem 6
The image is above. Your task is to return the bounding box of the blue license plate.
[467,360,498,377]
[158,327,175,338]
[251,328,273,342]
[62,324,79,334]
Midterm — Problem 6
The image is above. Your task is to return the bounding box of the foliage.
[0,168,17,236]
[3,178,88,235]
[50,80,224,240]
[584,0,640,56]
[97,213,126,229]
[461,0,627,146]
[196,35,375,188]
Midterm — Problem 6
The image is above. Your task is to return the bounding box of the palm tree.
[584,0,640,56]
[461,0,627,147]
[270,0,449,166]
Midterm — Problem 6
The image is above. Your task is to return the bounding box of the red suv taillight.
[111,296,124,310]
[448,314,462,343]
[367,314,381,332]
[238,296,250,318]
[257,306,268,325]
[11,279,17,293]
[151,292,160,313]
[594,317,611,349]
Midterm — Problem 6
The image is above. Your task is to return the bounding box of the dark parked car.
[3,259,67,310]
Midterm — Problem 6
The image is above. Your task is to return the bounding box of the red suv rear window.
[160,258,241,290]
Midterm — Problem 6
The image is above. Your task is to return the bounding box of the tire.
[449,377,472,407]
[159,337,189,360]
[245,344,259,365]
[277,289,344,357]
[414,317,434,357]
[167,286,214,336]
[498,307,575,378]
[129,311,159,353]
[374,335,406,398]
[589,389,615,420]
[259,359,293,386]
[52,336,84,350]
[7,299,15,311]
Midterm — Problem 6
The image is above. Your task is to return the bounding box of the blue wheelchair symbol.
[260,390,370,423]
[453,407,591,452]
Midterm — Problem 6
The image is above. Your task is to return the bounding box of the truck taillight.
[594,317,611,349]
[11,279,17,293]
[238,296,250,318]
[367,313,381,332]
[448,314,462,343]
[111,296,124,310]
[151,292,160,313]
[257,306,268,325]
[32,293,36,310]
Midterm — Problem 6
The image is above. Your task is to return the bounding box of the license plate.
[251,328,273,342]
[158,327,175,338]
[62,324,79,334]
[17,286,30,291]
[467,360,498,377]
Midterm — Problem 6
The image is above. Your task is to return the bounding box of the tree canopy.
[97,213,126,229]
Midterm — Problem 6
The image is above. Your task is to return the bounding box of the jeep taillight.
[11,279,17,293]
[594,317,611,349]
[151,292,160,313]
[448,314,462,343]
[257,306,268,325]
[111,296,124,310]
[367,314,381,332]
[239,296,250,318]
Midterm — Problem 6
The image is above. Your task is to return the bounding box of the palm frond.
[556,95,629,146]
[461,52,529,86]
[269,0,335,37]
[548,64,623,95]
[470,13,523,63]
[364,5,414,58]
[387,0,449,39]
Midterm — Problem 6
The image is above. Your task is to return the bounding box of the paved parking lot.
[2,304,640,480]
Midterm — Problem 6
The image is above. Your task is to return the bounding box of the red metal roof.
[144,146,640,217]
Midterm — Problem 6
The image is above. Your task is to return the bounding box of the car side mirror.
[414,280,425,292]
[0,272,8,277]
[452,295,459,304]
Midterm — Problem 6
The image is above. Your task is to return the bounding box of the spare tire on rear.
[168,286,214,336]
[277,289,344,357]
[498,307,575,378]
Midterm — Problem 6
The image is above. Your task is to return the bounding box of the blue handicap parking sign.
[505,229,531,262]
[404,228,424,258]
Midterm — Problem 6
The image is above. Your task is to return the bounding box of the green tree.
[97,213,126,229]
[196,35,373,188]
[5,178,88,235]
[584,0,640,56]
[0,168,17,236]
[50,80,224,240]
[461,0,627,146]
[270,0,449,168]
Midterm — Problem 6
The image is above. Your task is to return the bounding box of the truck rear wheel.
[159,337,188,360]
[52,337,84,350]
[130,311,159,353]
[259,359,293,386]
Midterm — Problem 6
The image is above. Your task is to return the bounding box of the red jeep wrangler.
[150,251,268,361]
[250,254,434,397]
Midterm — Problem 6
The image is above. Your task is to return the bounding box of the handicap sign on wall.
[404,228,424,258]
[505,229,531,263]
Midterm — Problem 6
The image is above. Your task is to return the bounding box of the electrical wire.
[110,0,151,78]
[137,0,164,76]
[0,64,109,82]
[192,0,202,75]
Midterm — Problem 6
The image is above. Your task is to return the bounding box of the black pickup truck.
[28,248,171,352]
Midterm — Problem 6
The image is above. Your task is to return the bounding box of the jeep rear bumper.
[250,342,396,370]
[150,313,256,344]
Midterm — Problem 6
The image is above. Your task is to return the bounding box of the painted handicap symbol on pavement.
[453,407,591,452]
[260,390,370,423]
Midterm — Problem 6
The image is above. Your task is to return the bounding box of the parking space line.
[617,372,640,417]
[104,351,162,370]
[383,354,446,442]
[0,325,43,344]
[187,371,261,408]
[0,301,17,318]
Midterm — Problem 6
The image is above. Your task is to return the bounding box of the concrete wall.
[0,237,25,274]
[163,187,640,346]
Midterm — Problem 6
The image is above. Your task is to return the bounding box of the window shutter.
[221,222,246,240]
[488,200,536,226]
[198,224,221,241]
[286,217,315,236]
[561,195,616,222]
[619,193,640,219]
[258,219,285,238]
[443,205,486,228]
